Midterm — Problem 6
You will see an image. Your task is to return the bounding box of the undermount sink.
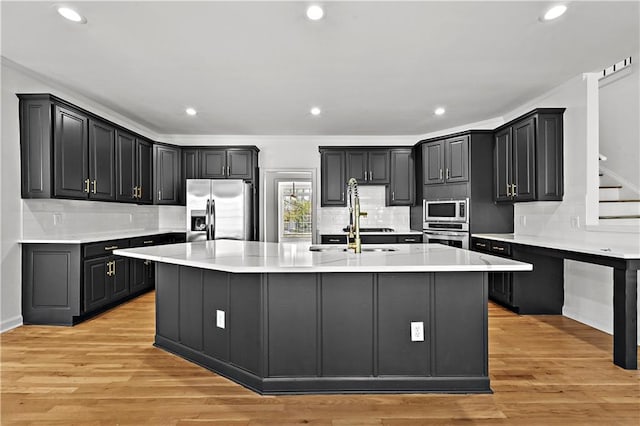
[309,245,397,253]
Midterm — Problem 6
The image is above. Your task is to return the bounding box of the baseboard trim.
[1,315,24,333]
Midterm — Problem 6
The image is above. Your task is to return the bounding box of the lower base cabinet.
[22,233,185,326]
[471,237,563,314]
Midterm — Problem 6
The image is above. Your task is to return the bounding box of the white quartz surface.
[19,228,184,244]
[473,233,640,259]
[113,240,532,273]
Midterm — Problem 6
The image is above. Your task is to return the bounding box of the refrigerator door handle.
[211,199,216,240]
[205,199,211,240]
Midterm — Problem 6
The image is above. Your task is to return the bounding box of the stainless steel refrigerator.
[186,179,253,242]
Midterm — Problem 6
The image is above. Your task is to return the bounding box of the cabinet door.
[321,150,346,206]
[136,139,153,204]
[182,149,199,205]
[494,128,512,202]
[130,259,147,294]
[368,150,390,184]
[512,118,535,202]
[536,114,563,201]
[53,105,89,199]
[388,149,414,206]
[422,141,445,185]
[84,257,110,312]
[444,136,469,183]
[200,149,226,178]
[227,149,254,180]
[111,257,129,301]
[154,145,180,205]
[346,151,367,182]
[88,119,116,201]
[115,130,137,202]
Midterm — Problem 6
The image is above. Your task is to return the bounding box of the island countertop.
[114,240,532,273]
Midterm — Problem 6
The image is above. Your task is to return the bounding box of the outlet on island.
[216,310,225,329]
[410,321,424,342]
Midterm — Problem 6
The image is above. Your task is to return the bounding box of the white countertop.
[472,233,640,259]
[19,228,185,244]
[113,240,532,273]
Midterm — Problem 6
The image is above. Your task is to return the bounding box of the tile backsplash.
[317,186,411,234]
[22,199,184,239]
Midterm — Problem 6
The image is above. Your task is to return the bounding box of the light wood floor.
[2,293,639,425]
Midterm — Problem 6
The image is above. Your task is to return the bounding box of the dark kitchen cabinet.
[83,255,129,312]
[19,94,152,205]
[346,150,389,184]
[154,145,181,205]
[116,131,153,204]
[387,149,414,206]
[422,136,469,186]
[88,119,116,201]
[494,108,564,202]
[181,149,200,205]
[22,233,184,326]
[200,148,256,180]
[53,105,89,199]
[320,149,346,206]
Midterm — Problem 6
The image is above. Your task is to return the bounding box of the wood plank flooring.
[2,293,639,425]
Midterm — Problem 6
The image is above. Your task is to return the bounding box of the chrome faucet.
[347,178,367,253]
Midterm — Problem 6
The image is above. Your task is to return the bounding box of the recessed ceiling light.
[434,107,446,116]
[542,4,567,21]
[185,108,197,116]
[57,6,87,23]
[306,5,324,21]
[310,107,322,116]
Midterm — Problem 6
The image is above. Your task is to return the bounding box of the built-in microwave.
[423,198,469,224]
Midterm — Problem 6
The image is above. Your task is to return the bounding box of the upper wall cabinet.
[422,135,469,186]
[346,149,390,184]
[319,147,412,207]
[19,95,118,202]
[115,130,153,204]
[387,149,414,206]
[154,144,181,205]
[494,108,565,202]
[200,148,257,180]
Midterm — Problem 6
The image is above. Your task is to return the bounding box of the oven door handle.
[423,230,468,237]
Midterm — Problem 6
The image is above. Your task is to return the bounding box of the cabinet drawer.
[471,238,491,253]
[489,241,511,257]
[397,235,423,243]
[83,239,130,258]
[361,235,397,244]
[129,234,173,248]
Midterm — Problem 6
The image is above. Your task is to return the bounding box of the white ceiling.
[2,1,638,136]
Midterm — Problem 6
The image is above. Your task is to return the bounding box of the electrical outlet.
[410,321,424,342]
[216,310,225,329]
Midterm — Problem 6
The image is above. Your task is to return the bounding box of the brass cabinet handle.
[328,238,342,243]
[105,245,118,250]
[132,186,137,198]
[439,169,443,180]
[84,179,90,193]
[227,165,230,176]
[369,171,372,181]
[158,190,162,200]
[143,240,154,244]
[112,260,116,276]
[506,184,511,197]
[92,180,97,194]
[144,260,151,266]
[404,238,416,242]
[137,186,142,199]
[341,191,344,201]
[446,168,450,179]
[493,246,505,251]
[476,242,487,248]
[364,172,367,181]
[392,191,395,201]
[106,260,113,276]
[511,184,517,197]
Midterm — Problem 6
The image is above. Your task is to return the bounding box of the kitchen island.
[114,240,531,394]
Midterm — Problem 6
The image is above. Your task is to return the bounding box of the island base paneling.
[154,263,490,394]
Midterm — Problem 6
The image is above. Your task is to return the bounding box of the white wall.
[599,60,640,196]
[505,71,640,342]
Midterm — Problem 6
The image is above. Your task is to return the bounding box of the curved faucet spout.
[346,178,367,253]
